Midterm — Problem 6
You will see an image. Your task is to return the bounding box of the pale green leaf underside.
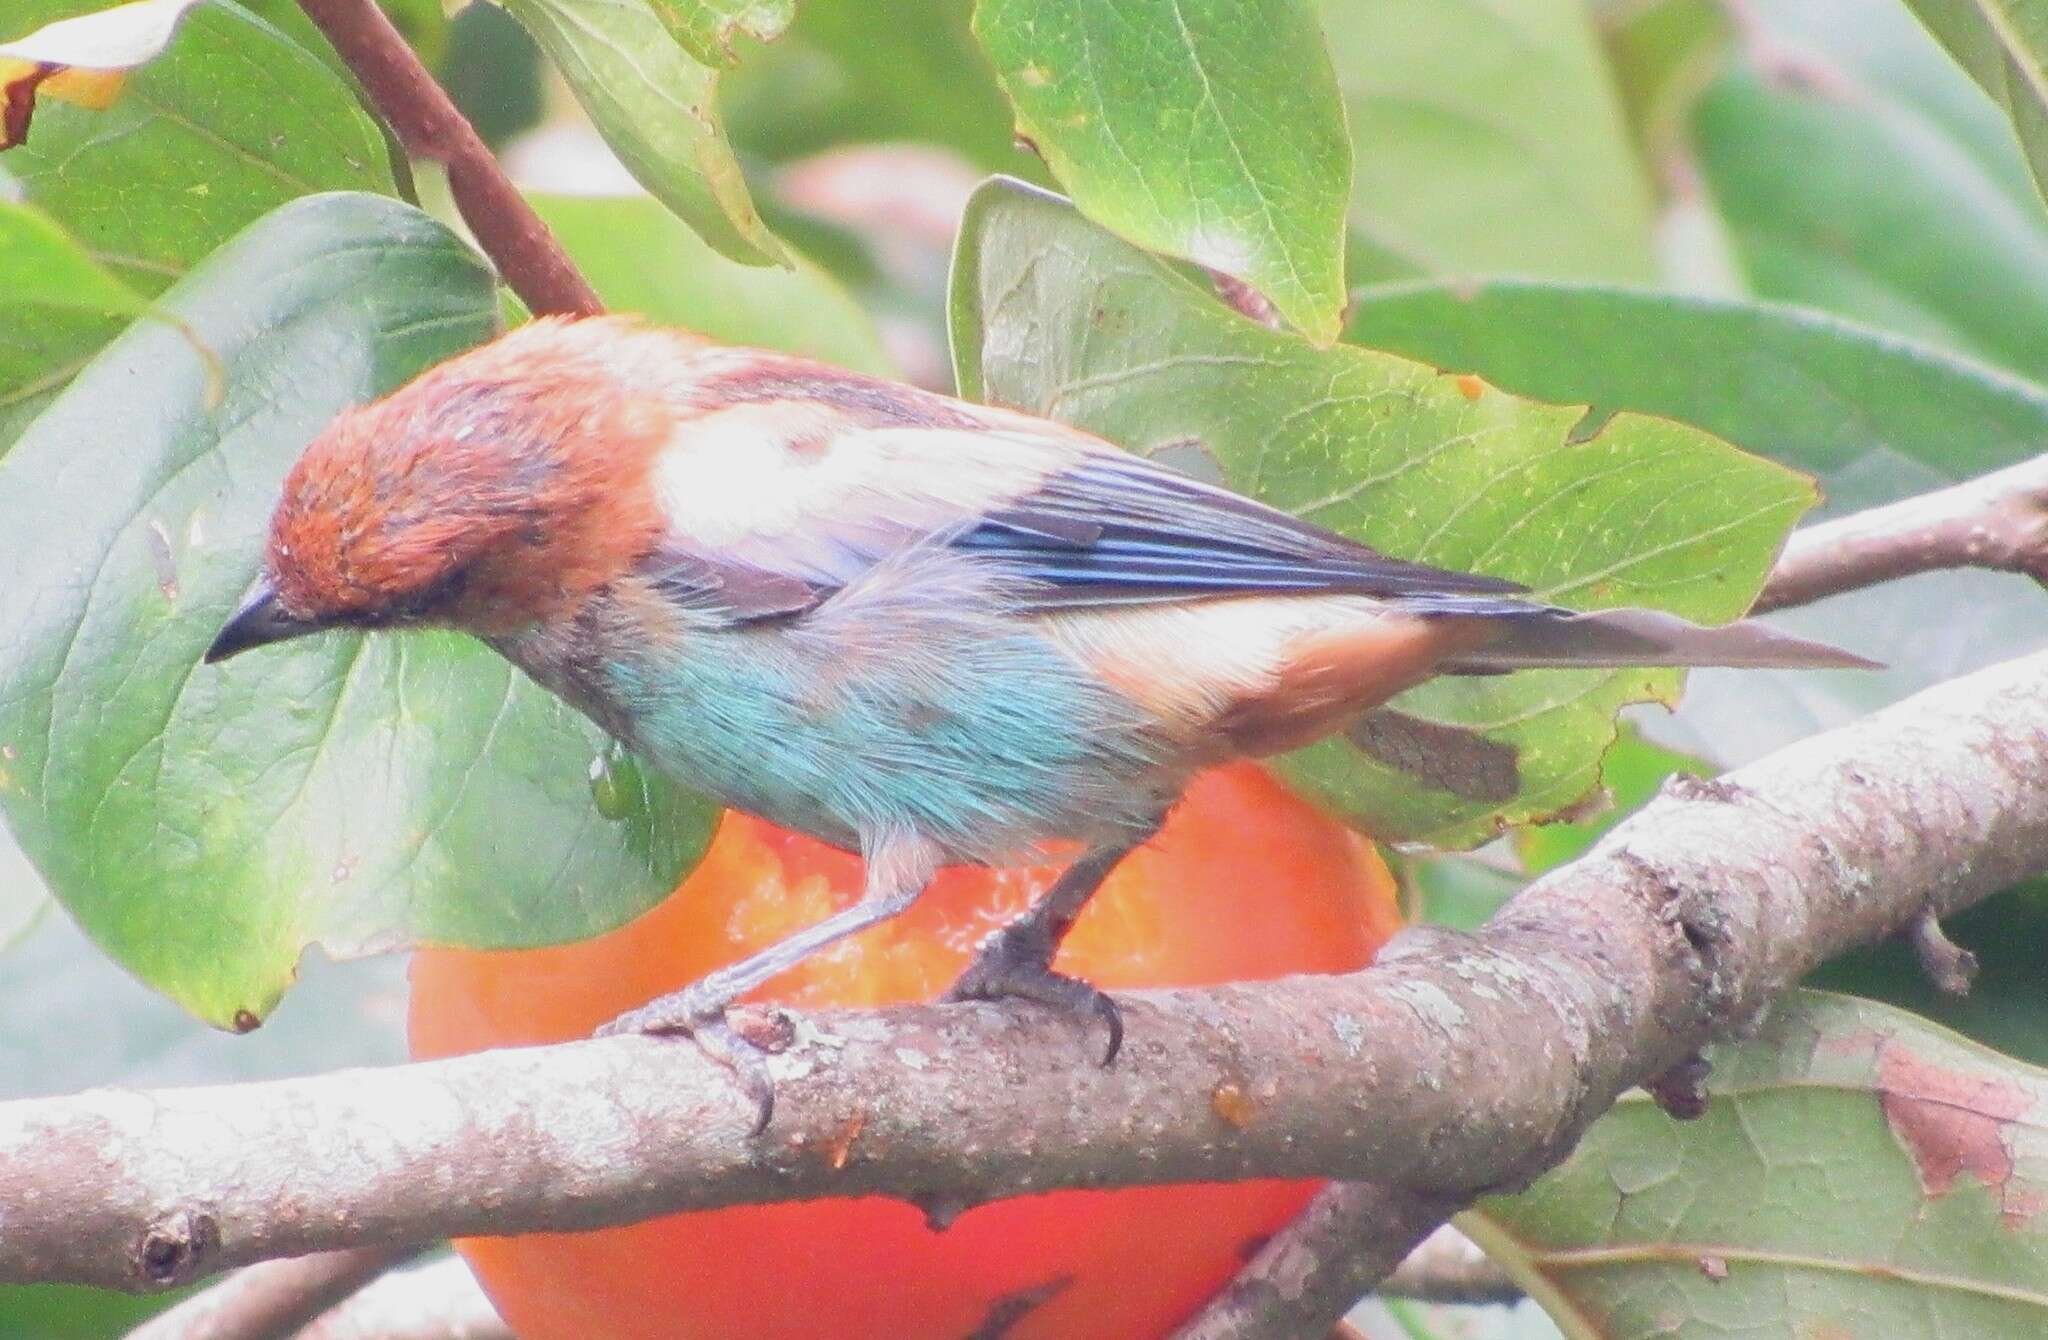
[0,820,49,954]
[720,0,1023,170]
[973,0,1351,342]
[1695,58,2048,385]
[1322,0,1660,284]
[0,193,716,1028]
[500,0,788,267]
[1902,0,2048,206]
[644,0,792,65]
[531,191,893,373]
[1475,991,2048,1338]
[0,202,144,451]
[950,180,1812,847]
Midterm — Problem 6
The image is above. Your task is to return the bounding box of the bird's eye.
[381,561,472,624]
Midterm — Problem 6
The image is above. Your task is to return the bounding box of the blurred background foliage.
[3,0,2048,1334]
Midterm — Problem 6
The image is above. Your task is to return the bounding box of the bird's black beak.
[204,581,326,664]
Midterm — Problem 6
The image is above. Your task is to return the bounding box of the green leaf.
[1395,851,1524,932]
[237,0,451,73]
[0,0,397,431]
[722,0,1024,170]
[378,0,452,67]
[0,201,147,318]
[530,191,892,373]
[1473,991,2048,1337]
[498,0,786,267]
[1343,278,2048,511]
[644,0,791,65]
[0,201,143,448]
[951,180,1811,846]
[973,0,1351,342]
[0,192,717,1028]
[0,1285,189,1339]
[442,2,545,146]
[1693,58,2048,382]
[1342,276,2048,765]
[1741,0,2042,205]
[1515,727,1713,873]
[0,301,118,456]
[1,0,399,293]
[1899,0,2048,205]
[1324,0,1660,285]
[1598,0,1737,170]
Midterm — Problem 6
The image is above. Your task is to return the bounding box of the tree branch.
[297,1256,511,1340]
[4,649,2046,1292]
[1173,1183,1464,1340]
[1377,1224,1519,1307]
[123,1247,418,1340]
[1756,453,2048,612]
[294,0,603,318]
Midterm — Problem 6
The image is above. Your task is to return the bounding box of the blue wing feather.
[951,455,1528,611]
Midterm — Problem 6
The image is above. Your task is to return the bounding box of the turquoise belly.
[602,613,1168,861]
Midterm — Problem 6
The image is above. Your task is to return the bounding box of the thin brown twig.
[297,1255,512,1340]
[1906,908,1980,997]
[121,1247,419,1340]
[4,647,2046,1294]
[294,0,603,318]
[1756,453,2048,613]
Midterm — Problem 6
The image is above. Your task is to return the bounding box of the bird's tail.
[1437,605,1879,673]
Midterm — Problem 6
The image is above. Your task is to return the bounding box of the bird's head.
[206,317,681,664]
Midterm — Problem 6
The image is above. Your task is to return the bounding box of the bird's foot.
[943,921,1123,1065]
[597,981,777,1134]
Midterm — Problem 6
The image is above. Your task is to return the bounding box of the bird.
[205,315,1873,1126]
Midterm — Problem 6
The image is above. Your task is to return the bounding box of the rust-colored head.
[207,317,680,663]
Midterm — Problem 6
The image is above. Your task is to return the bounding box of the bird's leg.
[597,832,937,1132]
[943,819,1163,1065]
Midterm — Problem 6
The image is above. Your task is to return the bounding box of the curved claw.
[693,1016,777,1134]
[1091,990,1124,1067]
[596,987,777,1134]
[945,929,1122,1067]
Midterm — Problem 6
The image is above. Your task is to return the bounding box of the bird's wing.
[647,414,1527,620]
[948,445,1526,610]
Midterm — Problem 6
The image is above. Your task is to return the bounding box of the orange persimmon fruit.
[409,761,1401,1340]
